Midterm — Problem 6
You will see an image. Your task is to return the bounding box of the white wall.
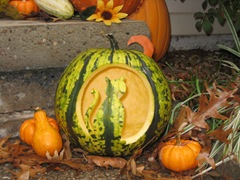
[166,0,230,35]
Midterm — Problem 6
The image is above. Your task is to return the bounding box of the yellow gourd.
[31,108,63,157]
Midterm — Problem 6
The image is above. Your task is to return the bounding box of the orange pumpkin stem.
[127,35,154,58]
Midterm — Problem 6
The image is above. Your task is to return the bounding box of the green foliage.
[217,4,240,58]
[181,0,240,35]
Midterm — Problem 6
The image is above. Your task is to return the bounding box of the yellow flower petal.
[103,20,112,26]
[113,5,124,13]
[96,18,104,22]
[87,14,98,21]
[111,18,122,23]
[116,12,128,19]
[97,0,105,11]
[106,0,114,10]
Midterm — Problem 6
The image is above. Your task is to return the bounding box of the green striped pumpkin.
[55,34,171,156]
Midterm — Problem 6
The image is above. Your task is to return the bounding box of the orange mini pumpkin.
[20,113,59,145]
[70,0,143,16]
[128,0,171,61]
[9,0,39,15]
[159,138,202,172]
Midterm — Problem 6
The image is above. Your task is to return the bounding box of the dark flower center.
[101,11,113,20]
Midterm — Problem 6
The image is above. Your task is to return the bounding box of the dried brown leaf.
[196,134,215,169]
[173,106,191,132]
[86,155,127,169]
[62,134,72,159]
[197,151,216,169]
[21,164,46,178]
[11,164,46,180]
[17,169,30,180]
[189,83,237,129]
[207,125,232,144]
[60,158,94,171]
[0,135,11,158]
[130,158,137,175]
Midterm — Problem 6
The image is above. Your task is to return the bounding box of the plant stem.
[191,155,235,179]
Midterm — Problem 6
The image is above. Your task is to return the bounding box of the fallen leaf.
[86,155,127,169]
[62,134,72,159]
[0,135,11,159]
[11,164,46,180]
[17,169,30,180]
[59,158,94,171]
[207,125,232,144]
[188,82,237,129]
[130,158,137,175]
[197,151,216,169]
[173,106,191,132]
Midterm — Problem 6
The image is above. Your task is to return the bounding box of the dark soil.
[0,49,239,180]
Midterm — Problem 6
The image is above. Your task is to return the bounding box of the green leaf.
[209,0,218,7]
[208,16,215,24]
[208,8,216,15]
[217,44,240,58]
[195,21,203,32]
[202,0,208,10]
[220,4,240,52]
[202,19,213,35]
[216,13,226,26]
[216,8,226,26]
[80,6,96,20]
[194,12,205,20]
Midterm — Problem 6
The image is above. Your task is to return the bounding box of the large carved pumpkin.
[55,34,172,156]
[70,0,144,16]
[128,0,171,61]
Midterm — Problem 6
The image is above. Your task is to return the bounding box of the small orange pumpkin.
[20,116,59,145]
[128,0,171,61]
[9,0,39,15]
[159,138,202,172]
[70,0,143,16]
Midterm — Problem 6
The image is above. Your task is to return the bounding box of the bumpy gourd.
[20,116,60,145]
[31,108,63,157]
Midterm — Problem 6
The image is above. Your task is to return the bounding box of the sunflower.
[87,0,128,26]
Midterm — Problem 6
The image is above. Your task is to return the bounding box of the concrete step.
[0,19,149,71]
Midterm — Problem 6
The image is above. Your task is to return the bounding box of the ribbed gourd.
[55,34,172,156]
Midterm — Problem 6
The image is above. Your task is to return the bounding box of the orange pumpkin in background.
[9,0,39,15]
[128,0,171,61]
[70,0,144,16]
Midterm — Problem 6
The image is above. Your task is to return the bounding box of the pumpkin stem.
[176,122,188,146]
[176,133,181,146]
[105,33,119,51]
